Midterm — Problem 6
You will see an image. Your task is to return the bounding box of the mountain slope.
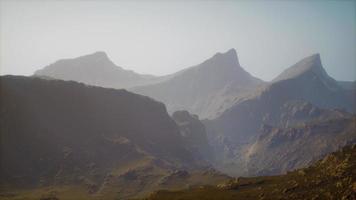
[0,75,222,199]
[271,54,353,111]
[205,54,355,176]
[132,49,264,119]
[245,117,356,176]
[208,53,354,142]
[144,144,356,200]
[34,52,167,88]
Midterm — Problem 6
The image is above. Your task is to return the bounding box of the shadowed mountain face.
[133,49,264,119]
[0,76,230,199]
[172,111,213,163]
[34,52,167,89]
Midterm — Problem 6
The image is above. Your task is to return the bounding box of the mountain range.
[1,48,355,199]
[204,53,355,175]
[34,49,264,119]
[132,49,264,119]
[33,49,355,176]
[34,51,170,89]
[35,49,356,175]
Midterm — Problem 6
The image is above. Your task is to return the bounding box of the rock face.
[0,75,219,199]
[34,51,167,89]
[133,49,264,119]
[172,111,213,162]
[245,117,356,176]
[205,54,355,176]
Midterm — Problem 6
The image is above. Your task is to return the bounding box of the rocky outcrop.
[172,110,213,162]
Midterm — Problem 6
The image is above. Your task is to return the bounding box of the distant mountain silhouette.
[133,49,264,119]
[34,51,168,88]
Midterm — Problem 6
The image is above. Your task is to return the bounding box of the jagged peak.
[210,48,240,66]
[34,51,118,76]
[188,48,242,74]
[91,51,108,57]
[272,53,341,91]
[273,53,326,82]
[58,51,115,66]
[78,51,110,61]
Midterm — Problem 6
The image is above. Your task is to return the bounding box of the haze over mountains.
[133,49,264,119]
[34,51,169,89]
[204,53,355,175]
[35,49,264,119]
[206,53,354,144]
[33,49,354,118]
[1,48,355,199]
[32,49,355,176]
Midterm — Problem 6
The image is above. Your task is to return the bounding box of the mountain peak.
[211,48,239,65]
[195,48,241,72]
[91,51,108,57]
[272,53,341,91]
[78,51,111,62]
[303,53,322,67]
[225,48,237,56]
[273,53,326,82]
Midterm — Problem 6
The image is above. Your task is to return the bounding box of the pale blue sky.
[0,0,355,81]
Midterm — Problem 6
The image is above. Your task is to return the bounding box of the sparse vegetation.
[142,145,356,200]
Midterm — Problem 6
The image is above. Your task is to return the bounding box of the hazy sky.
[1,0,355,81]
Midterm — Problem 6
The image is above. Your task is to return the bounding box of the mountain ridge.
[34,51,167,89]
[132,49,264,119]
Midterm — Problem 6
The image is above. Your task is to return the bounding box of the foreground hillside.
[0,76,227,199]
[144,144,356,200]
